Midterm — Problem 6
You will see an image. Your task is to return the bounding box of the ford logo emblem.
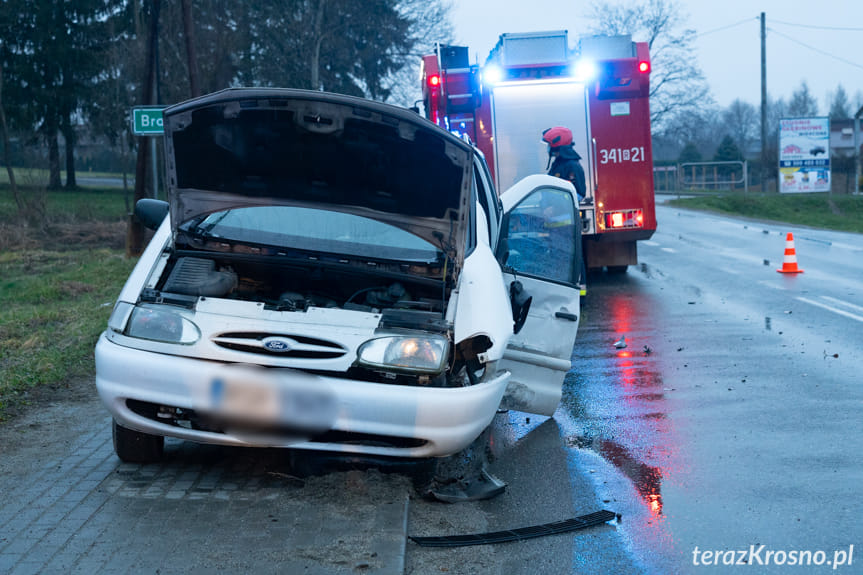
[262,337,293,353]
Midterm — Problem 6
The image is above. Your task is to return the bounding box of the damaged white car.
[96,88,583,463]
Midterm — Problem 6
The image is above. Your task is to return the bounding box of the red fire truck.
[421,30,656,271]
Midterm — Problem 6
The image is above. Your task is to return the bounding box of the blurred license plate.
[209,368,336,432]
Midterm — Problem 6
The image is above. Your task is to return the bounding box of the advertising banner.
[778,117,830,193]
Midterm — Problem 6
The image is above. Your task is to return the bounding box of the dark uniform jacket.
[548,145,586,201]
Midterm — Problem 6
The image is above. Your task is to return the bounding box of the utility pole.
[760,12,768,192]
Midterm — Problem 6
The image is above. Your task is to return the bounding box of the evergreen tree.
[828,84,851,120]
[787,81,819,118]
[678,142,702,164]
[713,135,743,162]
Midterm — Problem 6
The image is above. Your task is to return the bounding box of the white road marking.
[719,267,741,275]
[820,295,863,314]
[661,247,676,253]
[757,280,783,290]
[796,297,863,323]
[642,241,660,247]
[829,241,863,252]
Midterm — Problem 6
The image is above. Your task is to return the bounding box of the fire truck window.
[504,189,575,284]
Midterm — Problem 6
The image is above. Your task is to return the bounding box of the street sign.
[132,107,165,135]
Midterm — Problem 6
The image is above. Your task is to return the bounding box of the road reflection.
[558,271,682,569]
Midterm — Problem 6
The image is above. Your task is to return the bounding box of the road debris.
[409,510,618,547]
[613,336,627,349]
[428,468,506,503]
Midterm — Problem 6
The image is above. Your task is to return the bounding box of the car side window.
[502,188,576,285]
[473,163,496,247]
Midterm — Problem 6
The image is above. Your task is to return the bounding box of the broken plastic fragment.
[429,468,506,503]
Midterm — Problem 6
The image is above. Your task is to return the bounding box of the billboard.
[778,117,830,193]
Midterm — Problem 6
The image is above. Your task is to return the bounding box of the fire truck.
[421,30,656,271]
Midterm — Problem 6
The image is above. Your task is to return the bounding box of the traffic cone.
[776,233,804,274]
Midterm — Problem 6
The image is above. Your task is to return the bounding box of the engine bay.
[148,251,449,316]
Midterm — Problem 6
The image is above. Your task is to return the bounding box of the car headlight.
[357,335,449,374]
[122,306,200,344]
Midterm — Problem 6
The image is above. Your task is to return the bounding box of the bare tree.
[722,99,759,158]
[763,94,787,178]
[589,0,711,133]
[651,103,722,161]
[382,0,455,107]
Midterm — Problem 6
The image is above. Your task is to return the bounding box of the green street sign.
[132,107,165,135]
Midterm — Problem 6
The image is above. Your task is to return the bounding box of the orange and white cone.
[777,233,804,274]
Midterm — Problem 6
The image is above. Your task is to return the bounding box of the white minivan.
[96,88,582,462]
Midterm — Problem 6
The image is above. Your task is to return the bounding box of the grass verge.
[1,183,130,224]
[666,192,863,234]
[0,249,136,420]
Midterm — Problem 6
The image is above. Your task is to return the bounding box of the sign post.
[131,107,165,200]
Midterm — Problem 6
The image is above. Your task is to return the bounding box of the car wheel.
[112,420,165,463]
[606,265,628,274]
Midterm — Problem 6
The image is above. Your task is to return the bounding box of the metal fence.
[654,161,748,194]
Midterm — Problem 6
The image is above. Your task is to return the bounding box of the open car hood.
[162,88,472,262]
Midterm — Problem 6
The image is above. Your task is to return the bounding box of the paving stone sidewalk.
[1,413,410,575]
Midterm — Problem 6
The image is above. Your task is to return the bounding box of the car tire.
[112,420,165,463]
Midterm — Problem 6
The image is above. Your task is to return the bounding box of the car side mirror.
[509,280,532,334]
[135,198,169,230]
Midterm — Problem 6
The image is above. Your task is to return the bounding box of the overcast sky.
[451,0,863,114]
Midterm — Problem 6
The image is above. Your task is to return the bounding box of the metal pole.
[760,12,768,193]
[855,106,862,195]
[150,139,157,200]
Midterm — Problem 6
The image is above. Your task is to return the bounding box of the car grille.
[211,332,347,359]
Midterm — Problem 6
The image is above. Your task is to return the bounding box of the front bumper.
[95,333,509,458]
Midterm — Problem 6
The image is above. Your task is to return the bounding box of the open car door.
[497,174,583,415]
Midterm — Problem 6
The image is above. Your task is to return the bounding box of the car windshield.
[185,206,442,263]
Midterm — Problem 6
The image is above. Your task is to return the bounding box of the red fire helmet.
[542,126,573,148]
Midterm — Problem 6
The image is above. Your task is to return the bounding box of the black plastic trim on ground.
[409,509,618,547]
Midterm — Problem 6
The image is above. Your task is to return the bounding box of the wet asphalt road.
[560,204,863,572]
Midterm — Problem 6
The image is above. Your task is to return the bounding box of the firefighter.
[542,126,586,203]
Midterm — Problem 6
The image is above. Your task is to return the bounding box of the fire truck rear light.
[605,209,644,229]
[428,74,440,87]
[638,61,650,73]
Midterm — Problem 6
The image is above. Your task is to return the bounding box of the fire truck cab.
[421,30,656,271]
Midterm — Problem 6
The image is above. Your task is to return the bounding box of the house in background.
[830,116,862,193]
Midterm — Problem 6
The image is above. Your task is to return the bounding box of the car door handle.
[555,311,578,321]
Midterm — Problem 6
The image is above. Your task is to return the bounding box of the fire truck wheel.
[606,265,628,274]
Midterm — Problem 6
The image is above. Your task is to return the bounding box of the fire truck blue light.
[571,59,596,81]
